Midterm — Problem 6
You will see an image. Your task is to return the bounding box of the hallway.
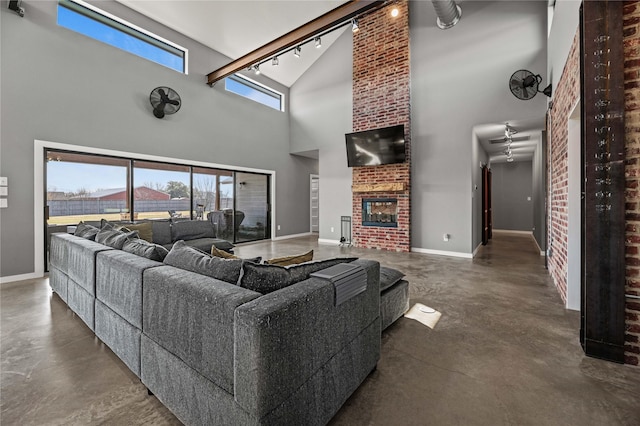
[2,233,639,425]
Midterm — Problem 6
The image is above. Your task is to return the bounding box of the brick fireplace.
[352,0,411,252]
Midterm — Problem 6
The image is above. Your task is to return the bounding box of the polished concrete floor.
[2,233,639,425]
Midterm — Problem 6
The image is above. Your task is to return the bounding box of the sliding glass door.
[235,172,270,243]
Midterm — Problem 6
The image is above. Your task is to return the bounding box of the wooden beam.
[352,182,405,193]
[206,0,385,86]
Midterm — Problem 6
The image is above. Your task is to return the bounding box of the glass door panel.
[132,161,190,220]
[235,172,269,243]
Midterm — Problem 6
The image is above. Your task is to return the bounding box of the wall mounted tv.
[345,124,406,167]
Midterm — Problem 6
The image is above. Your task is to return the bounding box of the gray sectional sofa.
[48,231,409,425]
[49,233,408,425]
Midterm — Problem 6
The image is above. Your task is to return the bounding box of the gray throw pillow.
[240,257,358,294]
[74,222,99,240]
[95,228,138,249]
[380,266,405,292]
[122,238,169,262]
[163,240,242,284]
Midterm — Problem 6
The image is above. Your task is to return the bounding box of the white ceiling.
[474,116,545,164]
[116,0,349,87]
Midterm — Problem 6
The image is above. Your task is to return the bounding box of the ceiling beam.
[206,0,385,86]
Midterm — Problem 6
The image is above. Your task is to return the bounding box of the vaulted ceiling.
[116,0,349,87]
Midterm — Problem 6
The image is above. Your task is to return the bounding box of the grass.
[47,211,191,226]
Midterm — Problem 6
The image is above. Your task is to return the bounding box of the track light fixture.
[294,46,301,58]
[254,64,261,75]
[272,56,279,66]
[315,37,322,48]
[352,18,359,32]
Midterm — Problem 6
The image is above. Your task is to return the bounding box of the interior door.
[482,165,492,245]
[310,175,319,233]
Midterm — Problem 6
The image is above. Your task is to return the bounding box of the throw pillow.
[380,266,406,292]
[211,245,262,264]
[163,240,243,284]
[240,257,358,294]
[171,220,215,241]
[122,238,169,262]
[74,222,99,240]
[211,245,237,259]
[265,250,314,266]
[123,222,153,242]
[95,228,139,249]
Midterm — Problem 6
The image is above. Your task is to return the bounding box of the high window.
[225,74,284,111]
[57,0,187,73]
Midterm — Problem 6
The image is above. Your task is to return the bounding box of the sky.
[47,162,189,193]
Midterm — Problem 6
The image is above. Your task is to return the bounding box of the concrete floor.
[2,232,639,425]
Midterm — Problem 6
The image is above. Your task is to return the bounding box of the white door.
[310,175,319,233]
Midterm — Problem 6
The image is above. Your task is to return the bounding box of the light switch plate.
[0,177,7,186]
[0,187,7,196]
[0,199,7,208]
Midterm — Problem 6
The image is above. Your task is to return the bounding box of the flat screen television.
[345,124,405,167]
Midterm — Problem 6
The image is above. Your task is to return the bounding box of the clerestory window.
[225,74,284,111]
[57,0,188,74]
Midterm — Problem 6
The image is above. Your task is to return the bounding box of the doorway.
[567,101,581,311]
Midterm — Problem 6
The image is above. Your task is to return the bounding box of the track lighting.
[254,64,260,75]
[507,157,514,162]
[272,56,279,66]
[315,37,322,48]
[352,18,359,32]
[391,7,399,18]
[294,46,301,58]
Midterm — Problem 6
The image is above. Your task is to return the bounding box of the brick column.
[352,0,411,252]
[623,0,640,366]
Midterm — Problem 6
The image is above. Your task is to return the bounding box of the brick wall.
[548,32,580,305]
[624,0,640,366]
[352,0,411,252]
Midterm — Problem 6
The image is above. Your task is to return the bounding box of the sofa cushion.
[150,220,172,245]
[124,222,153,242]
[182,238,234,253]
[123,238,169,262]
[380,266,406,292]
[74,222,99,240]
[171,220,215,241]
[163,240,242,284]
[239,257,358,294]
[265,250,313,266]
[95,228,138,249]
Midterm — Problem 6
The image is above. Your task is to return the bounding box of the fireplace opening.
[362,198,398,227]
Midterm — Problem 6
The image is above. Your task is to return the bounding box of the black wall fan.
[150,87,181,119]
[509,70,552,100]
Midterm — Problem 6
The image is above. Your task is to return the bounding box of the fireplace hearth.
[362,198,398,227]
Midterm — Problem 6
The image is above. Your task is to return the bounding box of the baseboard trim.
[271,232,313,241]
[411,247,473,259]
[318,238,342,245]
[492,229,533,235]
[472,243,483,258]
[0,272,42,284]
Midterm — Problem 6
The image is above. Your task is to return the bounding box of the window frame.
[225,74,285,112]
[57,0,188,74]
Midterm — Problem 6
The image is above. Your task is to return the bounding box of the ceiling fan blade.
[523,75,537,87]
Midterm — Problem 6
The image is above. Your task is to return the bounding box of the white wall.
[409,0,548,254]
[290,30,353,243]
[0,0,317,278]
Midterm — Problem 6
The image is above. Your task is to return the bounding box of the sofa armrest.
[233,259,380,418]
